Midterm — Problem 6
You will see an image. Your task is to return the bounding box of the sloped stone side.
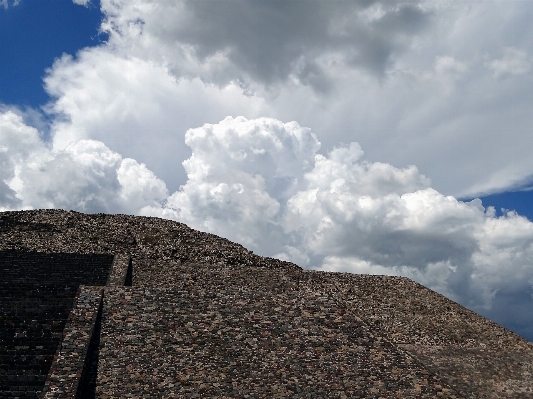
[318,272,533,398]
[2,210,533,397]
[97,285,456,398]
[106,254,132,287]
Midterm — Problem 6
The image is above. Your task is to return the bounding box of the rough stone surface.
[42,286,103,399]
[0,249,113,398]
[0,209,532,398]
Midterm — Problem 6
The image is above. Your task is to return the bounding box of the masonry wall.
[1,210,532,398]
[0,251,114,398]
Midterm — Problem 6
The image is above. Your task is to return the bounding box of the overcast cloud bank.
[1,0,533,340]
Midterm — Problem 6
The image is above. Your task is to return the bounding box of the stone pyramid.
[1,210,532,398]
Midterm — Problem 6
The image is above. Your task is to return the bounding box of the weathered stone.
[0,209,532,398]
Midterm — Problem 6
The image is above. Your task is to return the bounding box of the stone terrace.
[0,210,532,398]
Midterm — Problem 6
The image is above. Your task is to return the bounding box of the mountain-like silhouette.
[1,209,532,398]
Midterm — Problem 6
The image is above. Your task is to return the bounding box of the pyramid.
[1,210,532,398]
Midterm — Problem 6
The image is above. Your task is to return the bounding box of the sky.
[1,0,532,342]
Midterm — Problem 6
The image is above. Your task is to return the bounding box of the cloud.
[0,109,167,214]
[142,116,320,251]
[0,0,19,9]
[72,0,90,6]
[43,49,268,192]
[0,111,42,209]
[487,47,532,77]
[2,109,533,337]
[117,158,168,212]
[98,0,431,90]
[37,0,533,199]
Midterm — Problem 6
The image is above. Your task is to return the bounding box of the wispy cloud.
[0,0,20,10]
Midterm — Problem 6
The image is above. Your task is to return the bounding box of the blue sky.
[1,0,533,342]
[0,0,106,107]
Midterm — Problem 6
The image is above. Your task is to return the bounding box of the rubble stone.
[0,210,532,398]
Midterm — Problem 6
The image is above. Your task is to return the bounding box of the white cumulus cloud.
[142,116,320,251]
[136,117,533,334]
[0,110,167,214]
[44,49,268,192]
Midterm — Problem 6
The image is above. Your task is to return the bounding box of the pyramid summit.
[0,209,532,398]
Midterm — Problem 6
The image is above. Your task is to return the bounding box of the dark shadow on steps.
[76,297,103,399]
[0,250,113,398]
[124,257,133,287]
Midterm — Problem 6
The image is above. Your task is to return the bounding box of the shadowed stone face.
[0,209,532,398]
[0,251,113,398]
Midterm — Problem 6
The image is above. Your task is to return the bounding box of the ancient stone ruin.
[1,209,532,398]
